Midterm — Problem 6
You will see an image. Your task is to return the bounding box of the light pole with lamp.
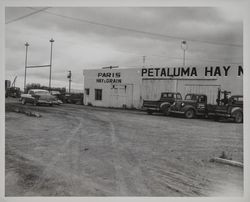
[67,70,72,93]
[181,40,188,67]
[176,40,188,92]
[23,38,55,93]
[49,38,55,92]
[24,42,29,92]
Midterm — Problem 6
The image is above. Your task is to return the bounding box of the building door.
[184,84,221,104]
[110,84,133,108]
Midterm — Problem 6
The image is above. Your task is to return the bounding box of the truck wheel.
[147,110,153,115]
[21,99,26,105]
[163,107,170,116]
[185,109,194,119]
[234,111,243,123]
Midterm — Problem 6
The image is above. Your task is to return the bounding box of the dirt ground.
[5,98,243,196]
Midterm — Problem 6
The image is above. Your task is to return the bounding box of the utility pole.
[24,42,29,92]
[181,40,188,67]
[175,40,188,92]
[23,39,55,93]
[49,38,55,92]
[67,70,72,93]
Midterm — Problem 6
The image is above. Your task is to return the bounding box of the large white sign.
[96,72,122,83]
[141,66,243,78]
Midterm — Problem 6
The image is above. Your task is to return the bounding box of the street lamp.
[181,40,188,67]
[49,38,55,91]
[67,70,72,93]
[24,42,29,92]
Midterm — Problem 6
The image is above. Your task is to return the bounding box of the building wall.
[83,65,243,108]
[83,68,141,108]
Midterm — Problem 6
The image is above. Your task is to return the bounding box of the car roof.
[29,89,49,92]
[51,90,60,93]
[185,93,206,96]
[161,92,180,94]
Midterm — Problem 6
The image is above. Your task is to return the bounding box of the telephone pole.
[67,70,72,93]
[181,40,188,67]
[49,38,55,92]
[23,38,55,93]
[24,42,29,92]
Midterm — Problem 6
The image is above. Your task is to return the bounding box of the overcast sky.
[5,7,243,91]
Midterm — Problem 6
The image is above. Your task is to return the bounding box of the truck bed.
[142,100,162,110]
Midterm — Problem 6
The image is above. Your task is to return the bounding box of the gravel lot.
[5,98,243,196]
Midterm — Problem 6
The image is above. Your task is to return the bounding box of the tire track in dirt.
[107,116,150,195]
[26,113,84,193]
[52,106,135,195]
[6,149,114,196]
[23,106,118,195]
[109,122,129,195]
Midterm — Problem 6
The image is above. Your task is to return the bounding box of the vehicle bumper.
[143,107,160,111]
[37,100,53,105]
[52,100,62,105]
[169,109,185,114]
[215,112,231,118]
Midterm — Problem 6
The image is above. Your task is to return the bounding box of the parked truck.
[169,92,243,123]
[5,77,21,98]
[143,92,182,115]
[213,95,243,123]
[169,93,209,118]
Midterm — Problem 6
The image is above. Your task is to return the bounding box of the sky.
[5,7,243,91]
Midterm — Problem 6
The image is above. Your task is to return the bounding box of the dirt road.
[5,100,243,196]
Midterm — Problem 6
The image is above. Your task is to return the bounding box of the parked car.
[64,93,84,105]
[6,87,21,98]
[50,90,63,105]
[20,89,57,106]
[143,92,182,115]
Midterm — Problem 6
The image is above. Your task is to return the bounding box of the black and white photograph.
[2,0,249,199]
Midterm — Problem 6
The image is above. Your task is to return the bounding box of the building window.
[85,88,89,95]
[95,89,102,100]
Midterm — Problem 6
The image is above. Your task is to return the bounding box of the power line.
[6,7,50,24]
[27,7,243,48]
[5,24,242,65]
[5,8,242,65]
[111,48,242,64]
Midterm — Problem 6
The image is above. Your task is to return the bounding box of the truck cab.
[169,93,208,118]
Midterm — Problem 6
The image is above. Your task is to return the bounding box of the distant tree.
[26,83,41,92]
[26,83,66,94]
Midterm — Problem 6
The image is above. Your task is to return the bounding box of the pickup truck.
[169,93,209,118]
[213,95,243,123]
[169,93,243,123]
[143,92,182,115]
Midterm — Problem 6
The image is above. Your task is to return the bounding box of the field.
[5,98,243,196]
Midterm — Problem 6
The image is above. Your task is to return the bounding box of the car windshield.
[162,93,173,98]
[34,91,50,95]
[51,91,60,95]
[185,95,192,100]
[185,94,198,100]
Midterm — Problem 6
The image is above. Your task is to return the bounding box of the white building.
[83,65,243,109]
